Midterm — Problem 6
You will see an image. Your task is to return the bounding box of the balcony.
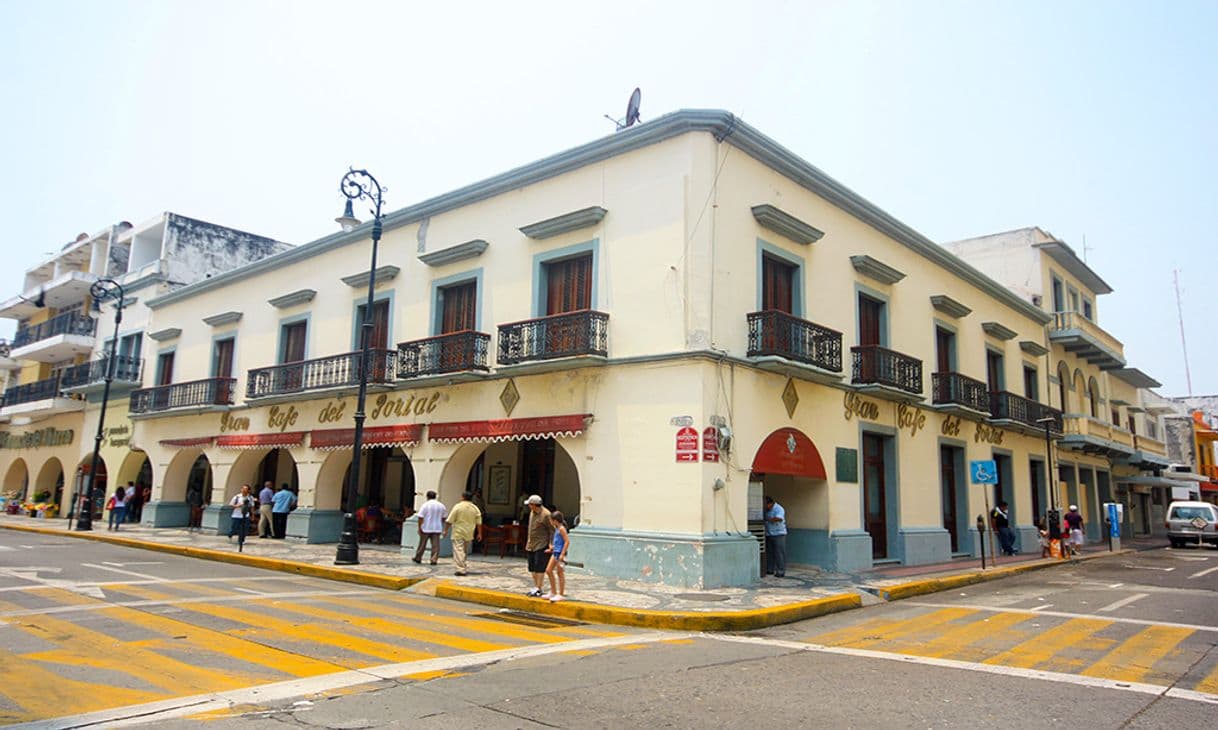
[746,310,843,383]
[398,331,490,379]
[0,270,98,320]
[130,377,236,414]
[498,310,608,367]
[11,311,97,362]
[0,339,17,372]
[931,372,990,416]
[60,355,144,395]
[1059,414,1137,458]
[1048,311,1125,371]
[0,375,84,418]
[246,349,397,399]
[851,345,922,399]
[1133,434,1168,458]
[989,391,1063,435]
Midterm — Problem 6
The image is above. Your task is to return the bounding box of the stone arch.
[1057,362,1071,412]
[315,447,415,513]
[163,449,205,502]
[116,450,153,491]
[33,458,65,505]
[1072,370,1087,413]
[315,450,351,511]
[223,449,274,503]
[749,427,830,565]
[3,458,29,499]
[435,439,583,524]
[1087,376,1101,419]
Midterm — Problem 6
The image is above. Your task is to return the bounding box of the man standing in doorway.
[992,500,1016,556]
[258,481,275,538]
[412,490,447,565]
[764,495,787,578]
[446,491,483,576]
[524,495,554,597]
[271,483,296,539]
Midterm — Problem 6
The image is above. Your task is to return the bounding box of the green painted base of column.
[567,527,759,589]
[398,515,452,557]
[828,530,873,573]
[897,526,951,565]
[286,509,345,543]
[141,501,190,528]
[1015,525,1039,554]
[201,505,226,535]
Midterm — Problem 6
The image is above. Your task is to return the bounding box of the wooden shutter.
[441,282,477,334]
[546,255,592,315]
[859,296,883,347]
[281,322,307,363]
[762,256,795,314]
[213,338,235,378]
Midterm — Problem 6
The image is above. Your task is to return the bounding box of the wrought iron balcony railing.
[60,355,144,389]
[990,390,1063,432]
[851,345,923,395]
[931,371,990,413]
[130,377,236,414]
[497,310,608,366]
[3,375,66,406]
[12,311,96,348]
[398,331,490,378]
[246,349,397,398]
[746,310,843,373]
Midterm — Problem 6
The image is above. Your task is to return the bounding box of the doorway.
[940,445,965,553]
[862,433,890,559]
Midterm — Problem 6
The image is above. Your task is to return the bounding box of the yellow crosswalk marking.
[376,592,622,638]
[1194,661,1218,694]
[312,595,580,644]
[982,617,1114,671]
[912,611,1032,660]
[1081,626,1196,684]
[0,645,166,724]
[808,607,977,649]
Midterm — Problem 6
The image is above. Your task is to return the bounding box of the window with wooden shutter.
[545,254,592,315]
[356,299,391,349]
[440,282,477,334]
[761,255,795,314]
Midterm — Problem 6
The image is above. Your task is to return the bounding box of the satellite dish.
[625,87,641,128]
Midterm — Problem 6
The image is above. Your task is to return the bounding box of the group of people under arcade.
[225,481,298,546]
[104,481,150,530]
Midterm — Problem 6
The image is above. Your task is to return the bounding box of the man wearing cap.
[523,495,554,597]
[1064,505,1085,557]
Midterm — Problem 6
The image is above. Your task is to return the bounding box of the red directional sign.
[676,426,699,462]
[702,426,720,463]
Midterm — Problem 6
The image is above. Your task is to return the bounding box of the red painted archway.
[751,427,827,479]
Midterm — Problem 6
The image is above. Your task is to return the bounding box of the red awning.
[751,427,827,480]
[428,414,591,444]
[310,424,423,451]
[1201,481,1218,493]
[159,436,215,448]
[215,432,307,449]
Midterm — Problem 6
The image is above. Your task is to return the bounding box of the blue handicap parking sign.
[970,460,998,484]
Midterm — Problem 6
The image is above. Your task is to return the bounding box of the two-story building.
[0,213,290,519]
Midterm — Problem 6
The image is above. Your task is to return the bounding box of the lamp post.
[75,279,126,532]
[334,168,385,565]
[1037,416,1061,542]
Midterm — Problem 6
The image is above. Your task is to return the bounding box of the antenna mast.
[1174,269,1193,396]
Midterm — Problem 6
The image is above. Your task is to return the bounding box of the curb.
[0,522,423,591]
[871,549,1126,601]
[433,583,862,632]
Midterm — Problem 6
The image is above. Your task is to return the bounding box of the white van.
[1165,501,1218,548]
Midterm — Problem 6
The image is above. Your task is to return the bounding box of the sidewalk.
[0,514,1140,630]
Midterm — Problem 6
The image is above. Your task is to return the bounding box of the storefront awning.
[310,423,423,451]
[215,432,307,449]
[427,414,591,444]
[1202,481,1218,493]
[159,436,215,448]
[751,427,827,480]
[1115,475,1194,489]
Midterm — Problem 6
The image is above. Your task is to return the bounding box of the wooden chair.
[502,524,525,557]
[481,525,504,555]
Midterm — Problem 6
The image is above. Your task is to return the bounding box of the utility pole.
[1174,269,1193,396]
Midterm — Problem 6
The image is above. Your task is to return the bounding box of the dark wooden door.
[156,351,175,386]
[986,350,1004,392]
[213,338,235,404]
[941,446,959,553]
[935,328,954,374]
[281,322,307,390]
[859,296,883,347]
[762,255,795,314]
[519,439,556,507]
[440,282,476,334]
[544,255,593,356]
[863,434,888,559]
[356,299,392,380]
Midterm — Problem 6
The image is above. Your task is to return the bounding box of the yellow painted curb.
[434,583,862,631]
[875,550,1125,601]
[0,522,422,591]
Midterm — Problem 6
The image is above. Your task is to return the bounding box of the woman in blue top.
[545,511,570,602]
[108,486,127,531]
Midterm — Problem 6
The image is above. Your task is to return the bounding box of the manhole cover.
[674,593,731,602]
[471,610,586,628]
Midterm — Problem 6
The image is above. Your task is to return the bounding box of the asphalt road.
[2,530,1216,728]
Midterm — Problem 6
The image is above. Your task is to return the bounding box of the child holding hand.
[545,511,570,602]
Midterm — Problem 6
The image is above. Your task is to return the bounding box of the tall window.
[935,327,955,373]
[1023,365,1039,401]
[858,295,884,347]
[545,254,592,315]
[986,350,1004,392]
[1057,364,1070,412]
[356,299,391,348]
[1051,277,1064,312]
[1082,298,1093,320]
[762,255,796,314]
[280,321,307,363]
[117,333,142,361]
[438,282,476,334]
[155,351,175,386]
[1088,378,1100,418]
[212,337,235,378]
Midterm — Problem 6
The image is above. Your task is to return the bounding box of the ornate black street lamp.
[75,279,126,531]
[1037,416,1061,542]
[334,169,385,565]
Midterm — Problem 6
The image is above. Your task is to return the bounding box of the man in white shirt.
[412,490,448,565]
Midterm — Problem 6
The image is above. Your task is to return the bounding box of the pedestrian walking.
[271,483,296,539]
[411,491,447,565]
[107,486,128,531]
[1064,505,1085,557]
[764,495,787,577]
[992,501,1016,556]
[228,484,254,550]
[523,495,554,597]
[186,482,203,532]
[545,510,570,601]
[445,491,482,576]
[257,481,275,538]
[125,481,140,523]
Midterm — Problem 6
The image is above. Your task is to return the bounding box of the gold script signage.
[318,399,348,424]
[896,403,926,437]
[0,428,74,449]
[941,415,962,437]
[843,392,880,422]
[370,392,441,420]
[975,422,1005,445]
[219,412,251,432]
[268,405,300,432]
[103,425,131,448]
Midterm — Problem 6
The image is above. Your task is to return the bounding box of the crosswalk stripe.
[982,617,1114,670]
[808,607,977,649]
[1194,661,1218,694]
[913,611,1032,660]
[0,645,167,724]
[312,595,584,644]
[1081,626,1197,684]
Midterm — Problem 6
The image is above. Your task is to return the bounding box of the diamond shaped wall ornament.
[782,378,799,418]
[500,379,520,416]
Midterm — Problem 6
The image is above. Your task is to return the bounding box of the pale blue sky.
[1,0,1214,394]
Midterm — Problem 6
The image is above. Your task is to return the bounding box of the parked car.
[1165,501,1218,548]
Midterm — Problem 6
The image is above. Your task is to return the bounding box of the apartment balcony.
[246,349,397,399]
[398,331,491,380]
[930,372,991,416]
[745,310,843,384]
[10,311,97,362]
[989,391,1063,436]
[1048,311,1126,371]
[0,339,17,372]
[0,375,85,418]
[60,355,144,395]
[0,270,98,320]
[850,345,923,400]
[130,377,236,415]
[1059,414,1137,458]
[1120,433,1173,470]
[497,310,608,370]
